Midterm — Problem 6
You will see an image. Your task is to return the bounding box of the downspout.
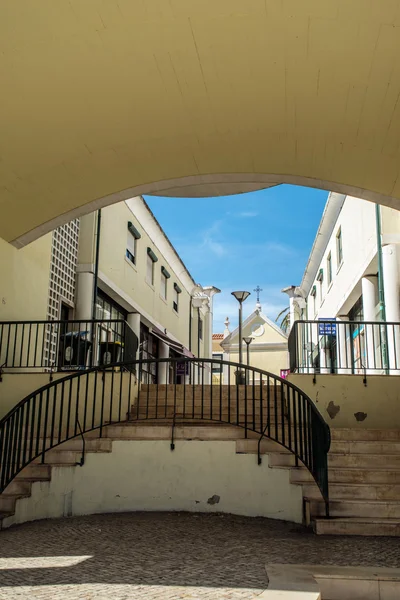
[375,204,386,321]
[92,209,102,321]
[189,296,192,352]
[197,307,201,357]
[375,204,389,371]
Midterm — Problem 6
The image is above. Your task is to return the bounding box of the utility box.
[99,340,124,366]
[59,331,91,369]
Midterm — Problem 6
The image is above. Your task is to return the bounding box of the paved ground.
[0,512,399,599]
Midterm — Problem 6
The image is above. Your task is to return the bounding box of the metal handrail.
[289,319,400,375]
[0,319,135,371]
[0,357,330,514]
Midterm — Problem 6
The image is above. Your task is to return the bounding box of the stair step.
[330,440,400,454]
[105,424,250,441]
[329,453,400,469]
[2,480,32,496]
[15,463,51,481]
[0,511,14,526]
[0,494,29,512]
[236,438,290,454]
[310,499,400,519]
[313,517,400,536]
[331,429,400,442]
[33,450,81,465]
[40,438,112,452]
[303,483,400,501]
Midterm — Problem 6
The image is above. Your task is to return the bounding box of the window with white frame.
[160,266,170,300]
[336,227,343,267]
[126,222,141,265]
[146,248,158,286]
[327,252,332,286]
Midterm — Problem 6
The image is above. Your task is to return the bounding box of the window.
[146,248,158,286]
[212,353,223,373]
[173,283,181,312]
[198,318,203,340]
[336,227,343,266]
[126,221,141,265]
[160,267,170,300]
[327,253,332,286]
[161,272,167,299]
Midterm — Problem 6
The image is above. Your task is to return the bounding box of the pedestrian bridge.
[2,1,400,246]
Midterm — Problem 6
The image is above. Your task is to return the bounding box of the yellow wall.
[0,235,52,321]
[228,350,288,379]
[288,374,400,429]
[97,202,201,352]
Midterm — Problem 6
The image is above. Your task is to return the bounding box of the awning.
[150,326,195,358]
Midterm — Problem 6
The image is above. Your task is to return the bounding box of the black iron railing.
[289,319,400,375]
[0,357,330,514]
[0,319,138,371]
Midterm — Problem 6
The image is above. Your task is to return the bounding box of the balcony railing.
[288,320,400,375]
[0,319,137,371]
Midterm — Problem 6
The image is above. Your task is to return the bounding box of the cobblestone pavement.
[0,512,399,599]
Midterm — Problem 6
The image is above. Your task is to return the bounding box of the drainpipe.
[92,209,102,321]
[189,296,192,352]
[90,210,101,367]
[197,307,201,357]
[375,204,386,321]
[375,204,389,371]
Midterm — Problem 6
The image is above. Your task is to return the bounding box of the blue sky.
[144,185,328,331]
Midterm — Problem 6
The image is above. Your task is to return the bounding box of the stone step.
[329,453,400,469]
[303,483,400,501]
[313,517,400,536]
[0,511,14,527]
[1,480,32,497]
[0,493,29,513]
[330,440,400,455]
[105,424,250,441]
[15,463,51,481]
[310,499,400,519]
[236,438,291,454]
[291,467,400,485]
[331,428,400,441]
[268,453,297,467]
[39,438,112,452]
[33,450,81,465]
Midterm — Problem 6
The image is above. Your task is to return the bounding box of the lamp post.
[231,291,251,384]
[243,336,253,384]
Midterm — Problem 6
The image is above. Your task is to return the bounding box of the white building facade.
[289,193,400,375]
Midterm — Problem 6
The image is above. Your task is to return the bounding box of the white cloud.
[236,211,259,218]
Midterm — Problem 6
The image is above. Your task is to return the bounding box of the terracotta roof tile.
[212,333,224,340]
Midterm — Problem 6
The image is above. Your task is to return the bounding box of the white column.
[336,316,349,374]
[158,341,170,384]
[289,296,296,332]
[382,245,400,322]
[75,272,94,320]
[127,313,141,376]
[382,244,400,372]
[361,276,378,373]
[127,313,141,353]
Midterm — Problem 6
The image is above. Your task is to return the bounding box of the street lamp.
[243,336,253,384]
[231,291,251,384]
[243,336,253,366]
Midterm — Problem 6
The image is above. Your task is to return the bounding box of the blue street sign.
[318,318,337,336]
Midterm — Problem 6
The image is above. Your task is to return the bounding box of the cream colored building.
[0,197,218,389]
[213,303,289,383]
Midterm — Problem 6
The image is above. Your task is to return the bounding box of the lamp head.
[243,336,253,346]
[231,291,251,303]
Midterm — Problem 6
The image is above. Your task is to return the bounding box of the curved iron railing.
[0,357,330,513]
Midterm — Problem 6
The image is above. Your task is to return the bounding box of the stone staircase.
[1,383,400,536]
